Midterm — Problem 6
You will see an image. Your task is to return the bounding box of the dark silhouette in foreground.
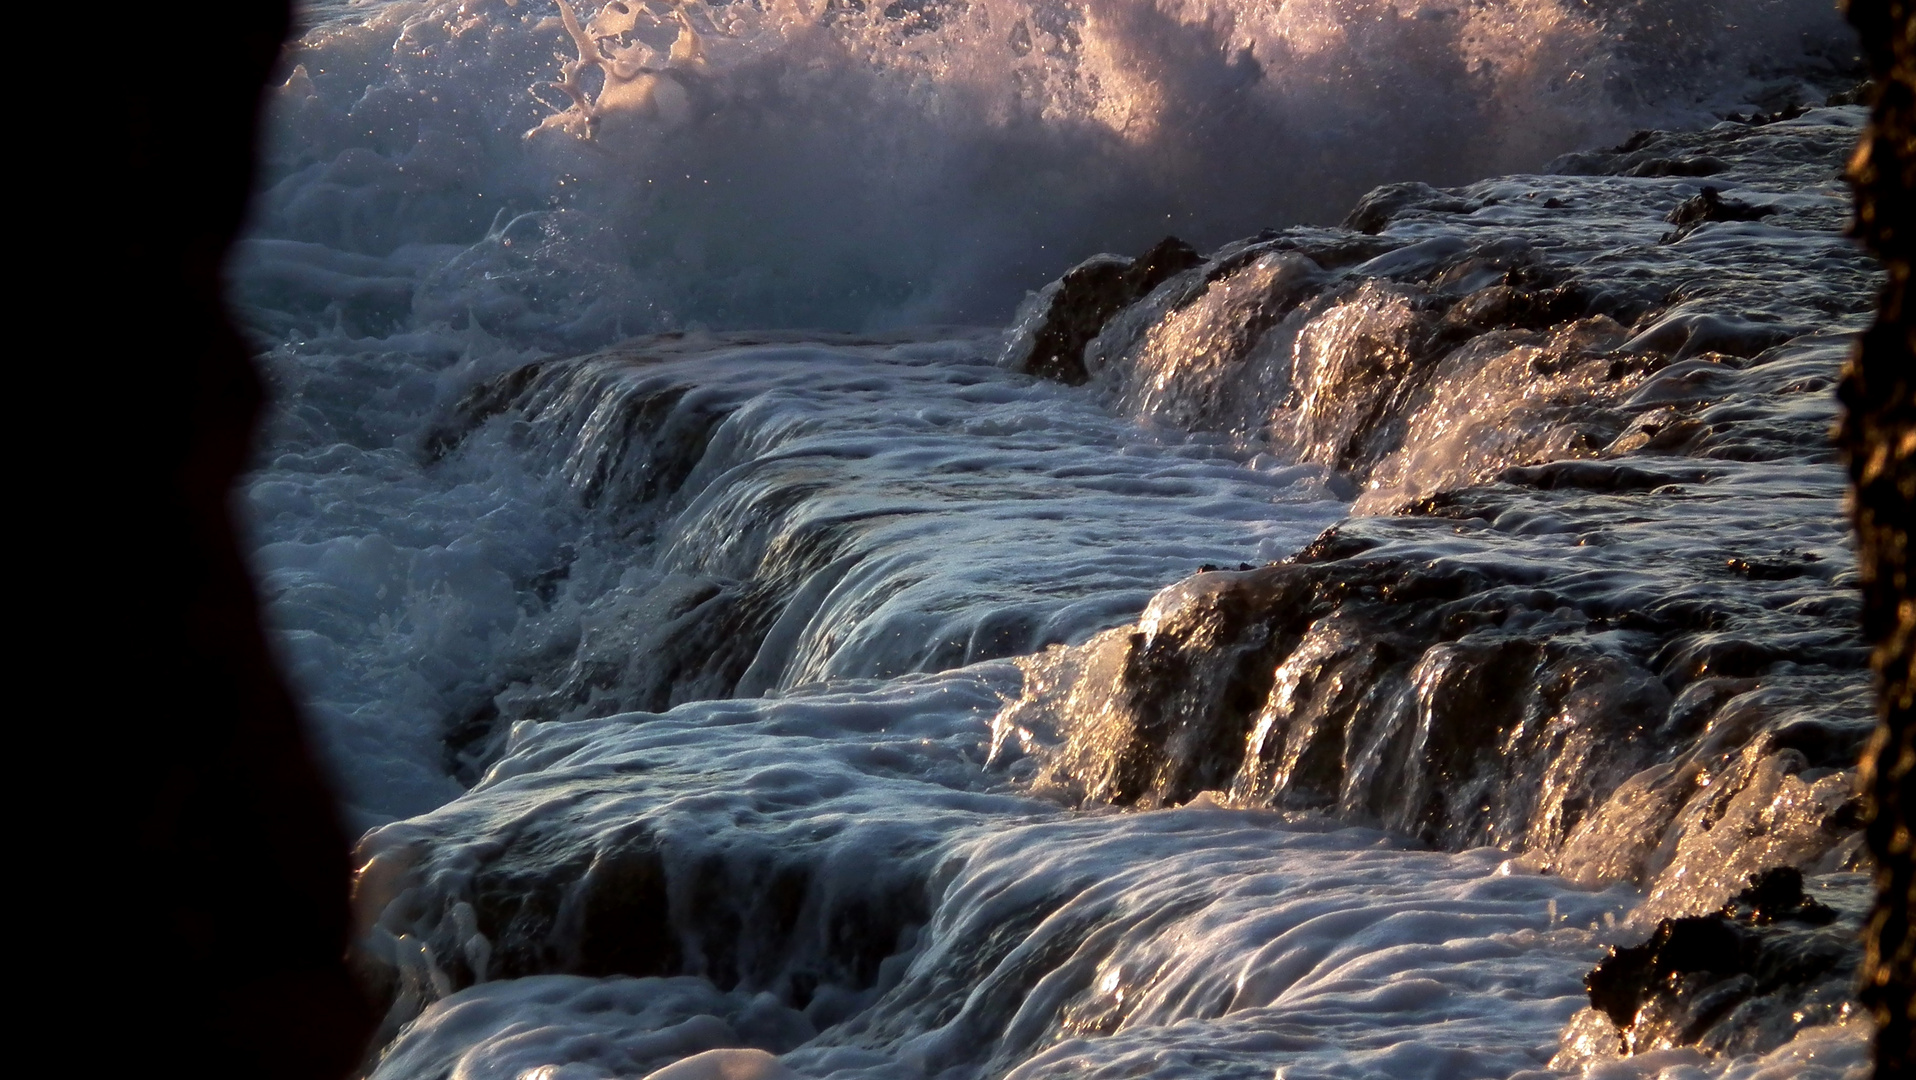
[119,4,373,1077]
[1841,2,1916,1075]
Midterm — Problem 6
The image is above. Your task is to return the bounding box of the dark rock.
[1826,80,1876,106]
[1341,182,1473,234]
[1584,869,1859,1057]
[1724,553,1818,581]
[1655,635,1794,687]
[1498,461,1701,493]
[434,819,926,1013]
[1626,156,1731,178]
[1724,104,1814,126]
[95,3,375,1077]
[1275,232,1404,269]
[1550,135,1733,179]
[423,360,549,460]
[1035,545,1681,850]
[1019,236,1203,384]
[1661,186,1778,243]
[1839,4,1916,1072]
[1768,718,1874,772]
[1616,130,1660,153]
[1721,867,1839,926]
[1435,282,1591,337]
[1586,916,1747,1030]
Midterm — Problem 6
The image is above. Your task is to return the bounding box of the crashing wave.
[239,0,1860,338]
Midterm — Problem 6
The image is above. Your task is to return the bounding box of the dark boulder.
[1584,869,1855,1057]
[1017,236,1204,384]
[1661,186,1777,243]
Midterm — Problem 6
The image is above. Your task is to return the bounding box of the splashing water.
[243,0,1857,340]
[236,3,1884,1079]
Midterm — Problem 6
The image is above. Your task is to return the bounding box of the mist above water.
[247,0,1858,341]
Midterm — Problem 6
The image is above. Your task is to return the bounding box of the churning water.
[236,2,1881,1078]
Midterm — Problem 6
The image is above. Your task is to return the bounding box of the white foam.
[368,974,809,1080]
[244,0,1857,338]
[364,688,1665,1079]
[1556,1014,1869,1080]
[245,331,1342,826]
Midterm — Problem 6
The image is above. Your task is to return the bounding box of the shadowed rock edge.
[1840,1,1916,1075]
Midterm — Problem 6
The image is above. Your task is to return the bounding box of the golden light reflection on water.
[533,0,1610,162]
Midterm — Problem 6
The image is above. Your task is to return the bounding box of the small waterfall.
[238,4,1885,1077]
[994,106,1874,916]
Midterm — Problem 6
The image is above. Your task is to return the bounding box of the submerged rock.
[1661,185,1777,243]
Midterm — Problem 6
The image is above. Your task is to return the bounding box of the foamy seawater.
[238,3,1879,1078]
[241,0,1858,336]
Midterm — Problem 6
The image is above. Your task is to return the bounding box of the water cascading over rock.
[234,4,1908,1077]
[994,106,1879,927]
[317,102,1894,1078]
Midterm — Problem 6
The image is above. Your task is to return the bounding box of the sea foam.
[241,0,1858,340]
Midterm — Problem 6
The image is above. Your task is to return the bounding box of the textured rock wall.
[1840,2,1916,1075]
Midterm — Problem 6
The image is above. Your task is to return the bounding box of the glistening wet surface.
[238,4,1880,1076]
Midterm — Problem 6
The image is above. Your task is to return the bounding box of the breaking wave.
[241,0,1857,340]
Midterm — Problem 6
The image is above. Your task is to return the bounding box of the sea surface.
[237,3,1881,1077]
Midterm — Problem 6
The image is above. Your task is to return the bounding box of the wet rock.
[1839,3,1916,1069]
[1011,444,1872,865]
[1624,311,1801,363]
[1724,551,1821,581]
[1002,106,1870,508]
[1021,545,1678,849]
[1768,716,1874,772]
[1551,129,1740,178]
[1662,186,1777,243]
[1582,868,1856,1057]
[362,804,935,1035]
[1724,103,1815,126]
[1721,867,1839,925]
[1261,230,1402,270]
[424,360,551,461]
[477,831,681,984]
[1627,155,1731,178]
[404,102,1885,1070]
[1433,281,1591,338]
[1498,460,1703,493]
[1013,236,1203,384]
[1342,182,1473,234]
[1825,80,1875,107]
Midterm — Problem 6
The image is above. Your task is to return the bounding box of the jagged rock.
[1013,236,1203,384]
[1582,868,1856,1057]
[1661,186,1777,243]
[1721,867,1840,925]
[1008,471,1871,883]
